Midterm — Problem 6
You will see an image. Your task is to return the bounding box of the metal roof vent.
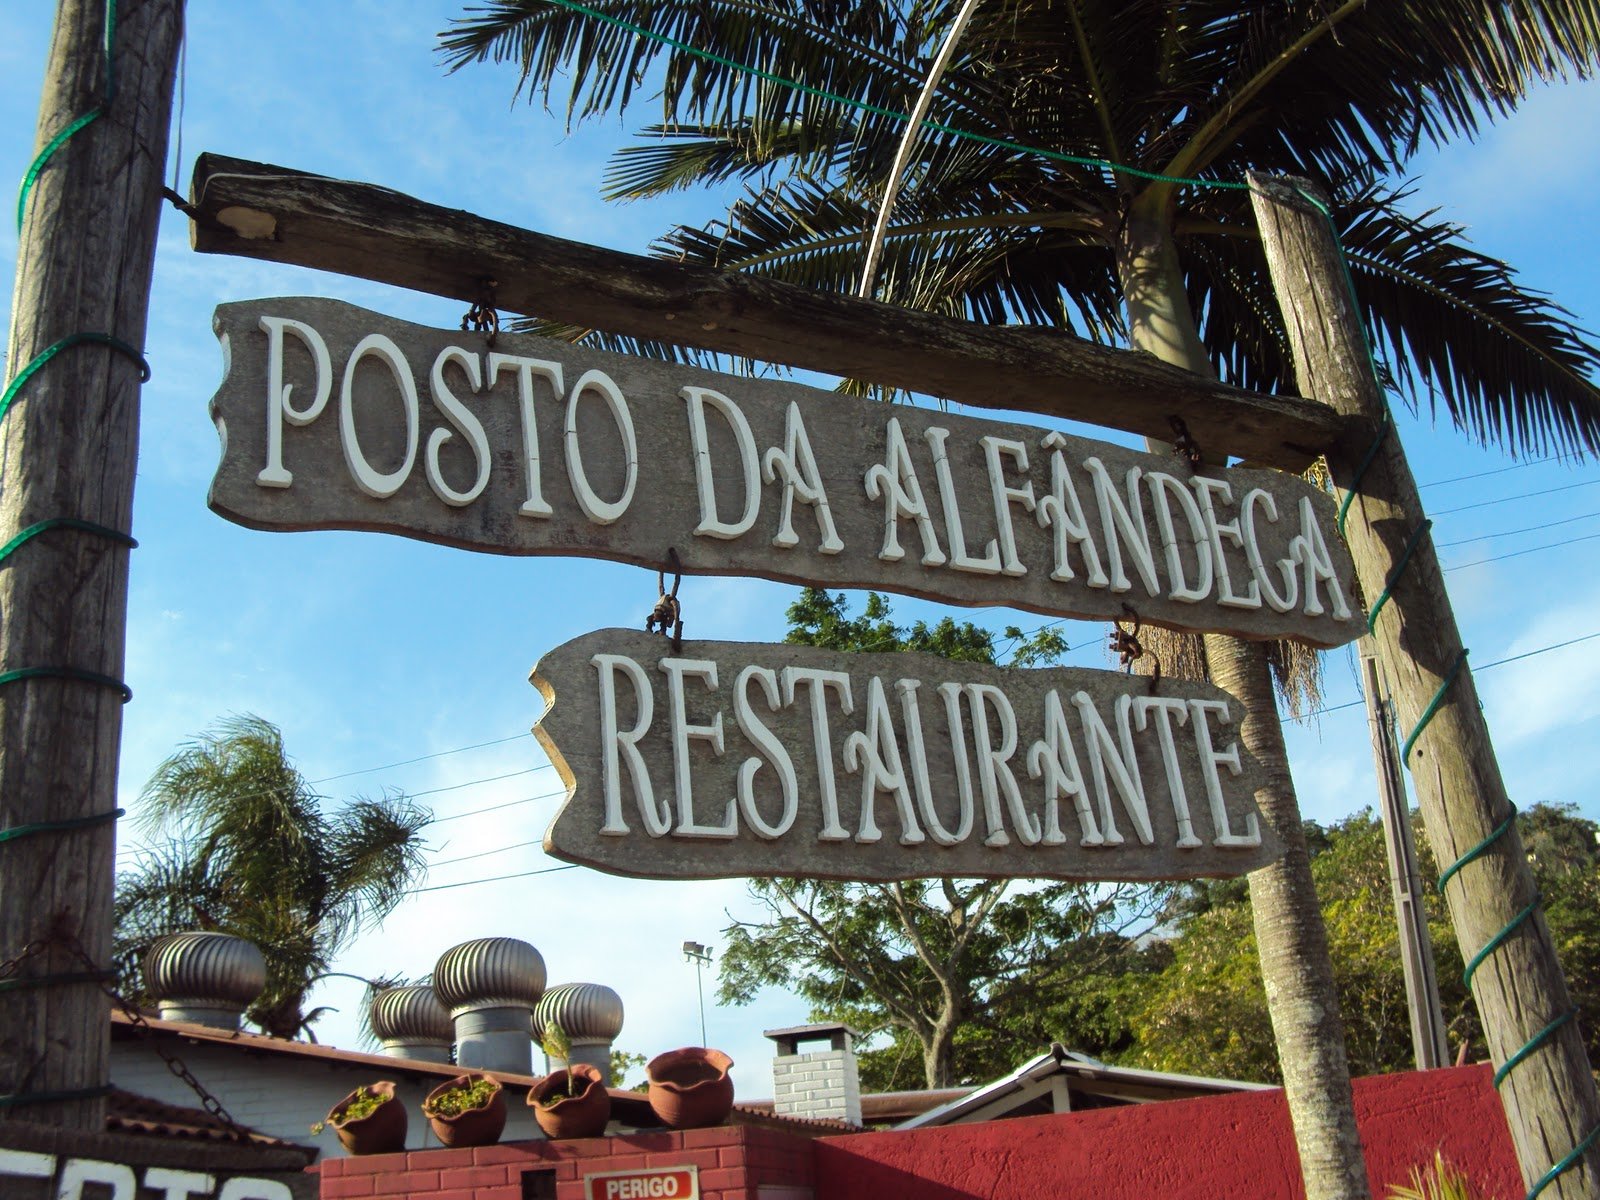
[143,932,267,1031]
[433,937,546,1074]
[370,984,454,1063]
[534,982,625,1083]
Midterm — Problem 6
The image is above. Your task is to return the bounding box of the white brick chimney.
[765,1022,862,1125]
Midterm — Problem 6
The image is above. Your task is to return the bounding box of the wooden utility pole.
[1251,174,1600,1200]
[1360,652,1449,1070]
[0,0,182,1131]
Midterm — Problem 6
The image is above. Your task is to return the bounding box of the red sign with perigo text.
[585,1166,700,1200]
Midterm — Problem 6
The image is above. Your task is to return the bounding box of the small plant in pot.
[311,1081,407,1155]
[422,1072,506,1148]
[528,1021,611,1139]
[647,1047,735,1129]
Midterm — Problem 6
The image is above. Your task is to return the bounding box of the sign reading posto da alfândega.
[207,298,1363,647]
[533,630,1281,882]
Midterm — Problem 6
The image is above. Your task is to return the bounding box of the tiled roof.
[106,1087,314,1160]
[110,1009,543,1088]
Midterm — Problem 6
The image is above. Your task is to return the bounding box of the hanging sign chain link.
[645,548,686,653]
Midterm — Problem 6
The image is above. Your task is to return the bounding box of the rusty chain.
[1,922,251,1139]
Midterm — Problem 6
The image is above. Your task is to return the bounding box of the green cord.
[0,518,137,565]
[0,1084,112,1109]
[1335,406,1392,538]
[542,0,1251,194]
[1496,1010,1576,1089]
[1528,1124,1600,1200]
[1437,805,1515,895]
[16,0,118,232]
[0,666,131,704]
[0,807,123,845]
[1399,649,1468,766]
[0,969,115,994]
[1462,893,1541,989]
[0,333,150,428]
[1365,519,1431,635]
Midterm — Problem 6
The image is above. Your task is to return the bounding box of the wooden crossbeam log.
[188,153,1347,470]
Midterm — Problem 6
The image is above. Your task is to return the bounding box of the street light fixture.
[682,941,713,1046]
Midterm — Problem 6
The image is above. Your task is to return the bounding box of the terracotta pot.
[422,1072,507,1148]
[528,1063,611,1139]
[326,1081,407,1155]
[647,1047,734,1129]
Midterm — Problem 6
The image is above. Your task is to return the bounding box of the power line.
[412,863,578,894]
[429,837,544,868]
[1416,456,1563,489]
[1303,630,1600,720]
[429,787,568,826]
[1444,530,1600,572]
[1431,476,1600,516]
[308,732,532,785]
[1436,509,1600,548]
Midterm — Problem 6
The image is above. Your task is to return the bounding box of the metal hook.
[1109,603,1161,694]
[645,548,685,652]
[1168,415,1204,470]
[461,277,500,349]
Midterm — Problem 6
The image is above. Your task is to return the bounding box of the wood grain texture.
[207,297,1365,647]
[532,629,1284,883]
[1251,173,1600,1200]
[0,0,181,1131]
[186,153,1349,472]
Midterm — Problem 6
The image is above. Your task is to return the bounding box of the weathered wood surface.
[208,297,1364,647]
[1251,174,1600,1199]
[187,153,1349,471]
[0,0,180,1131]
[532,630,1284,883]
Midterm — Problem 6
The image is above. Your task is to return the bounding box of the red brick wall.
[317,1125,814,1200]
[812,1066,1521,1200]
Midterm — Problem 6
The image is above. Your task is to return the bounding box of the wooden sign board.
[532,630,1284,883]
[208,298,1364,647]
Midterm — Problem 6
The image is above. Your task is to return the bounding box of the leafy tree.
[115,715,431,1039]
[716,589,1168,1088]
[1123,804,1600,1080]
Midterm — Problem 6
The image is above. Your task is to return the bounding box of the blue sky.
[3,4,1599,1098]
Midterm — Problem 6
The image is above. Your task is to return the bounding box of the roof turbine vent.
[143,931,267,1031]
[433,937,546,1074]
[370,984,454,1063]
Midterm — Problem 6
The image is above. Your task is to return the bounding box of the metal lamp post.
[682,941,713,1046]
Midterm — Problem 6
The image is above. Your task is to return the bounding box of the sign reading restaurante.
[533,630,1282,882]
[208,298,1363,647]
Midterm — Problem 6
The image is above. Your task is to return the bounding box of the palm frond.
[1340,187,1600,456]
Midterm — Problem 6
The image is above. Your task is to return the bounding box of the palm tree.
[115,715,430,1039]
[440,5,1600,1197]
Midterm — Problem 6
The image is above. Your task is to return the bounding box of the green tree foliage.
[716,589,1168,1089]
[115,715,431,1039]
[1122,804,1600,1082]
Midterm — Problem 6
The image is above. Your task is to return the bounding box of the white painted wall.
[110,1040,540,1159]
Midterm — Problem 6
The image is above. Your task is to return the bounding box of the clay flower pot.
[422,1072,507,1148]
[647,1048,734,1129]
[528,1063,611,1140]
[324,1081,407,1155]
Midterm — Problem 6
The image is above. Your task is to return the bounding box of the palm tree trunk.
[1115,198,1371,1200]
